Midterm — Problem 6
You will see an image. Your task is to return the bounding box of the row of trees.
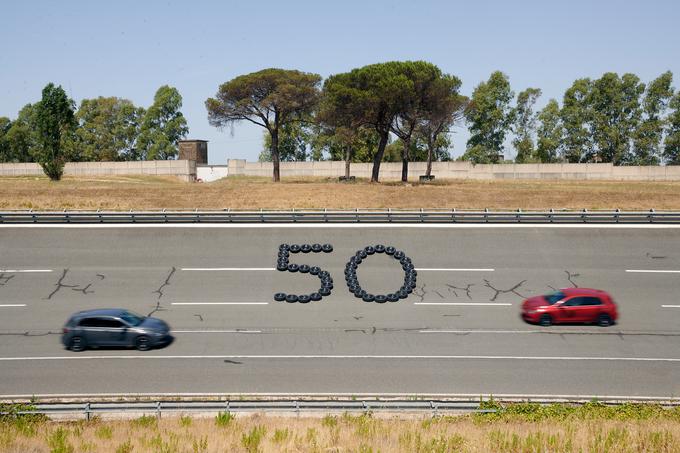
[206,64,680,182]
[0,84,189,179]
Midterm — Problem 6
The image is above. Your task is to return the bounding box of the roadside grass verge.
[1,175,680,210]
[1,402,680,452]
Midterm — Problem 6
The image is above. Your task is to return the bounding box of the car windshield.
[543,291,565,305]
[120,311,144,326]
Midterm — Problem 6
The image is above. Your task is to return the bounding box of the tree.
[258,121,311,162]
[32,83,76,180]
[0,117,11,162]
[633,71,674,165]
[206,69,321,182]
[418,75,467,177]
[1,104,37,163]
[536,99,563,163]
[664,91,680,164]
[322,62,415,182]
[138,85,189,160]
[560,78,592,163]
[512,88,542,163]
[463,71,514,163]
[588,73,644,164]
[75,97,144,161]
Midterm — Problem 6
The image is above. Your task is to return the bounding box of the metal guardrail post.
[516,208,521,223]
[549,208,554,223]
[85,402,91,421]
[484,208,489,223]
[582,208,587,223]
[650,208,655,223]
[156,401,162,420]
[615,208,620,223]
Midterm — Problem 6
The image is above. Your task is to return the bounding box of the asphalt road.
[1,224,679,398]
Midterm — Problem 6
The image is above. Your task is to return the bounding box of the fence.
[1,209,679,224]
[227,159,680,181]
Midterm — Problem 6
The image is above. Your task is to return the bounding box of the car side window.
[79,317,107,328]
[582,296,603,306]
[562,297,583,307]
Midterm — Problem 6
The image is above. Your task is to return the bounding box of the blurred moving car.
[521,288,618,327]
[62,308,172,351]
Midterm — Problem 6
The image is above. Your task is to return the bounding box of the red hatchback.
[521,288,618,327]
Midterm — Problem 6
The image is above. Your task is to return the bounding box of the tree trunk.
[271,128,280,182]
[401,137,410,182]
[426,140,434,178]
[344,146,351,179]
[371,130,390,183]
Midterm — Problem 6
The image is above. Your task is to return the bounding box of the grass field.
[2,402,680,452]
[0,175,679,211]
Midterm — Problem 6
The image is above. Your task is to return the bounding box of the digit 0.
[345,245,416,303]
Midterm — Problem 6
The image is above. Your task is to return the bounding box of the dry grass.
[0,175,679,210]
[2,408,680,453]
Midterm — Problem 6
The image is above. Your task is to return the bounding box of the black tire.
[290,244,301,253]
[311,243,322,253]
[597,313,612,327]
[301,244,312,253]
[277,264,288,272]
[365,246,375,255]
[310,293,322,301]
[394,251,405,260]
[286,294,299,303]
[385,246,396,255]
[287,264,299,272]
[398,290,409,299]
[135,336,151,351]
[387,293,399,302]
[298,295,311,304]
[69,336,86,352]
[274,292,287,302]
[322,244,333,253]
[320,288,331,296]
[375,295,388,303]
[362,293,375,302]
[310,266,320,275]
[539,314,552,327]
[375,245,386,253]
[279,244,290,251]
[299,264,310,273]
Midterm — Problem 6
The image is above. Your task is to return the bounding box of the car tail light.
[62,327,69,334]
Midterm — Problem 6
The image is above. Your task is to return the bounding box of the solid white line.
[181,268,274,271]
[171,302,269,306]
[1,354,679,362]
[0,304,26,308]
[414,302,512,306]
[627,269,680,274]
[172,330,261,334]
[661,305,680,308]
[415,268,494,272]
[0,269,52,273]
[3,224,680,229]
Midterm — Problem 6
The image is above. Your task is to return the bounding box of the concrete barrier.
[0,160,196,181]
[225,160,680,181]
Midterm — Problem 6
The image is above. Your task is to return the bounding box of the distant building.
[178,140,208,164]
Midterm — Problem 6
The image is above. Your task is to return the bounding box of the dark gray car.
[61,309,172,351]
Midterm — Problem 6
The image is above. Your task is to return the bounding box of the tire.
[362,293,375,302]
[365,246,375,255]
[311,243,322,253]
[375,295,388,303]
[286,294,299,303]
[135,336,151,351]
[279,244,290,251]
[301,244,312,253]
[69,336,86,352]
[290,244,301,253]
[539,314,552,327]
[394,251,405,260]
[385,246,396,255]
[310,293,322,301]
[310,266,320,275]
[276,264,288,272]
[597,313,612,327]
[287,264,299,272]
[320,288,331,296]
[387,293,399,302]
[299,264,310,273]
[274,292,287,302]
[375,245,386,253]
[322,244,333,253]
[298,295,311,304]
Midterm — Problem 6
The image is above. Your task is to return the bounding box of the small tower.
[178,140,208,164]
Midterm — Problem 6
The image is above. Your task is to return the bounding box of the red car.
[521,288,618,327]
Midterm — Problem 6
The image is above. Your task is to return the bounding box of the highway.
[0,224,679,399]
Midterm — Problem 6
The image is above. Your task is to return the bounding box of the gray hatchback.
[62,309,172,352]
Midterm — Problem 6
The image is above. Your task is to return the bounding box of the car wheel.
[598,313,612,327]
[539,314,552,327]
[69,336,86,352]
[135,336,151,351]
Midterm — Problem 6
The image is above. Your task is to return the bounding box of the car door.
[100,318,130,346]
[580,296,604,322]
[557,297,586,322]
[77,317,109,346]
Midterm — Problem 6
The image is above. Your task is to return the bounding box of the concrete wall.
[0,160,196,182]
[197,165,229,182]
[226,160,680,181]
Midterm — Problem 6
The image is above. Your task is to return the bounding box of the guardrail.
[1,399,489,419]
[1,209,679,224]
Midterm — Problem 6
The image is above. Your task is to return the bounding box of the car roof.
[560,288,608,297]
[71,308,128,318]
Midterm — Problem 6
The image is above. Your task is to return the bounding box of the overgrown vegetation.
[2,402,680,452]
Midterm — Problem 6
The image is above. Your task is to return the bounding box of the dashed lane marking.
[626,270,680,274]
[181,268,275,271]
[171,302,269,306]
[414,302,512,306]
[0,269,52,273]
[0,304,26,308]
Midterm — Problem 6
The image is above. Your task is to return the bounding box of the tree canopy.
[138,85,189,160]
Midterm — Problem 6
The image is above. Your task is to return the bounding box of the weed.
[180,415,192,427]
[191,435,208,453]
[241,425,266,453]
[47,427,73,453]
[115,440,133,453]
[272,427,289,443]
[215,411,234,427]
[131,415,157,429]
[322,414,338,428]
[95,425,113,440]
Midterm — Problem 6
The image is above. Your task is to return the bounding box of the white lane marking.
[661,305,680,308]
[171,302,269,306]
[1,355,679,362]
[414,302,512,306]
[4,224,680,229]
[172,330,261,334]
[0,269,52,273]
[0,304,27,308]
[420,329,537,334]
[627,269,680,274]
[181,268,274,271]
[416,268,494,272]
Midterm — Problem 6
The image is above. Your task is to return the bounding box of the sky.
[1,0,679,164]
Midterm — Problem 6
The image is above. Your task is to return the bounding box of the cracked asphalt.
[0,225,680,397]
